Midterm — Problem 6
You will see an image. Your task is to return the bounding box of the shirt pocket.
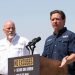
[45,40,53,46]
[14,44,24,50]
[44,41,53,55]
[45,41,53,50]
[58,39,69,51]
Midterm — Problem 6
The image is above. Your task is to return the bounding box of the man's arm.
[59,53,75,67]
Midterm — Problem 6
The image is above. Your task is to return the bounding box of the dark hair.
[50,10,66,20]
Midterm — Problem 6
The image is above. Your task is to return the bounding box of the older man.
[0,20,30,75]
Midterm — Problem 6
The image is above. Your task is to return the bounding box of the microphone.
[27,37,41,46]
[26,37,41,55]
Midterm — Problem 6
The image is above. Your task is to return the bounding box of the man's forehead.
[3,20,15,28]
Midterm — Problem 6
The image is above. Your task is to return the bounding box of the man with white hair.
[0,20,30,75]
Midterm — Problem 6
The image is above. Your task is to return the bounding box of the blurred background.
[0,0,75,55]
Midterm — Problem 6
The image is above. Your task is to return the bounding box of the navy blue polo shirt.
[42,27,75,75]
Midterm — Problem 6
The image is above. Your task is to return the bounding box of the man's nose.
[53,19,57,22]
[9,28,13,31]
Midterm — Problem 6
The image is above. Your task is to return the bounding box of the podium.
[40,56,68,75]
[8,54,68,75]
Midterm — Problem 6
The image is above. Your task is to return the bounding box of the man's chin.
[54,27,58,31]
[8,35,14,39]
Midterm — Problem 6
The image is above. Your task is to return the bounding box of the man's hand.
[59,56,68,67]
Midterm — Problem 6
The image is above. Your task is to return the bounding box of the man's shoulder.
[63,29,75,41]
[19,36,29,41]
[66,29,75,37]
[0,38,6,46]
[17,35,29,45]
[0,38,6,42]
[45,34,53,43]
[67,30,75,34]
[46,34,54,40]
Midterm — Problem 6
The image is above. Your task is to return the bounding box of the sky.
[0,0,75,55]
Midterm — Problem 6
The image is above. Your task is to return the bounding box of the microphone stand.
[26,44,36,55]
[29,44,36,55]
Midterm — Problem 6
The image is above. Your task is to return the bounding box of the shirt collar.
[11,33,18,42]
[53,27,67,37]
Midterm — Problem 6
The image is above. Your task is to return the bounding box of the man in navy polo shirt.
[42,10,75,75]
